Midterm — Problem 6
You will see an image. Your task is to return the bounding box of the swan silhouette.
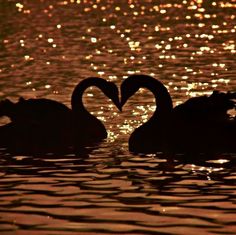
[120,74,236,154]
[0,77,120,154]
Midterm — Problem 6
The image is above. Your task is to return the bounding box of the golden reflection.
[188,164,224,174]
[223,41,236,53]
[98,71,105,76]
[24,55,33,61]
[107,130,119,143]
[220,2,236,8]
[20,39,25,47]
[208,159,230,164]
[160,9,166,14]
[128,41,140,51]
[16,2,24,12]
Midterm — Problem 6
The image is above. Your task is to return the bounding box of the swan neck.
[71,82,86,112]
[146,80,173,118]
[71,77,106,113]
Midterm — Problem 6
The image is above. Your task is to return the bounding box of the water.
[0,0,236,234]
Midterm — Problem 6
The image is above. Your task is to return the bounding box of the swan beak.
[118,104,122,112]
[112,98,122,111]
[116,101,122,112]
[120,97,127,110]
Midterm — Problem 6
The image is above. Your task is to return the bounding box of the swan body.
[120,75,236,154]
[0,77,120,154]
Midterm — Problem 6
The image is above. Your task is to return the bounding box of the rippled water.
[0,0,236,234]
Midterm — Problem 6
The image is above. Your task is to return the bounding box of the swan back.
[0,97,71,123]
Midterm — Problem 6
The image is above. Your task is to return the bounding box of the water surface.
[0,1,236,234]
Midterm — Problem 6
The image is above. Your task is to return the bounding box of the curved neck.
[71,77,107,113]
[149,80,173,118]
[136,75,173,119]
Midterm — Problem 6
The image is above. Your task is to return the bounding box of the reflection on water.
[1,148,236,234]
[0,0,236,234]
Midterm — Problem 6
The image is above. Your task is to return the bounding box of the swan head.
[102,81,121,111]
[120,75,152,108]
[72,77,121,111]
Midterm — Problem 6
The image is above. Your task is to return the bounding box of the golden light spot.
[155,44,162,49]
[24,55,30,60]
[155,26,160,32]
[128,41,140,51]
[165,44,171,50]
[91,37,97,43]
[16,3,23,8]
[198,23,205,27]
[16,3,24,11]
[200,46,210,51]
[48,38,54,43]
[127,70,136,75]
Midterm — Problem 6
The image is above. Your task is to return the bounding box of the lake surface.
[0,0,236,234]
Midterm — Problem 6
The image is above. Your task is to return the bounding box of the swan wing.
[173,91,236,122]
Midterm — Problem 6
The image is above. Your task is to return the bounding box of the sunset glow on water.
[0,0,236,234]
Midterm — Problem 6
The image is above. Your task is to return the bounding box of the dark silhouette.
[120,75,236,154]
[0,77,120,154]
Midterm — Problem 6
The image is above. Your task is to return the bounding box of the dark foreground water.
[0,0,236,234]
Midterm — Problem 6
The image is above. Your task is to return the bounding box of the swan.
[0,77,120,154]
[120,74,236,154]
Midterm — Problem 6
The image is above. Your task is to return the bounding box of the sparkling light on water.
[0,0,236,234]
